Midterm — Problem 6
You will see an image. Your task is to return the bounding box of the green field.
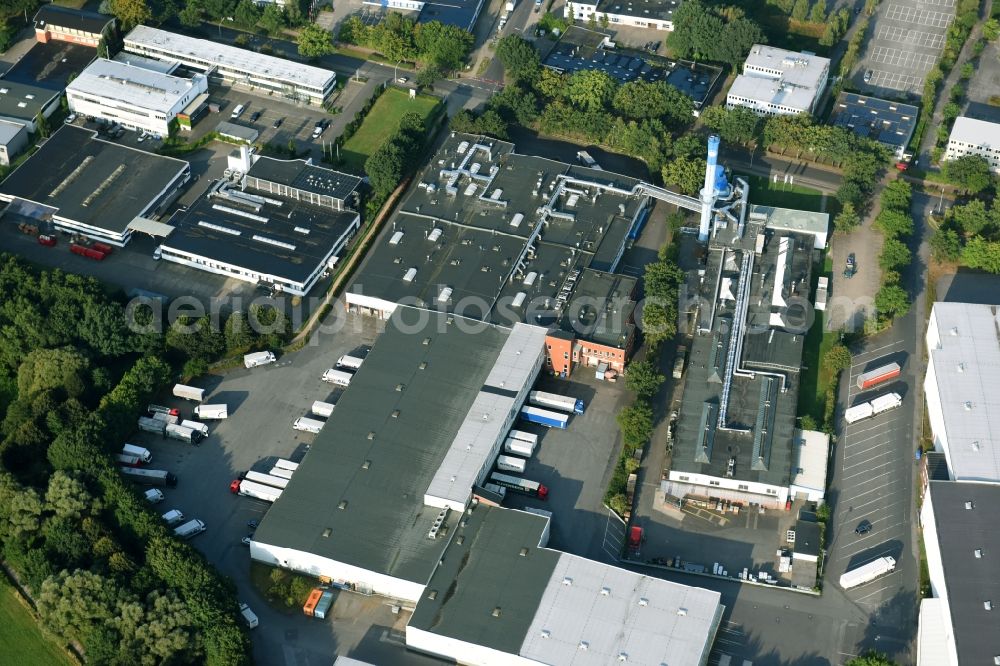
[340,87,440,173]
[742,174,831,213]
[0,577,74,666]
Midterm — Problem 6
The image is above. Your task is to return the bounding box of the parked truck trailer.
[528,390,585,414]
[180,419,209,437]
[293,416,325,433]
[509,430,538,447]
[236,479,282,502]
[138,416,167,435]
[269,467,294,480]
[165,423,202,444]
[274,459,299,472]
[489,472,549,499]
[173,519,206,539]
[120,467,177,487]
[194,404,228,419]
[497,454,527,473]
[504,437,535,457]
[844,392,903,424]
[311,401,335,418]
[839,556,896,589]
[172,384,205,401]
[122,443,152,463]
[335,354,364,371]
[855,362,901,390]
[116,453,143,466]
[520,406,569,429]
[321,368,353,386]
[244,470,290,489]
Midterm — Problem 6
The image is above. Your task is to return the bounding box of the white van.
[173,519,206,539]
[144,488,165,504]
[336,354,364,371]
[321,368,352,387]
[293,416,324,434]
[231,103,245,119]
[162,509,185,525]
[244,351,276,368]
[122,443,152,463]
[239,603,259,629]
[180,419,210,437]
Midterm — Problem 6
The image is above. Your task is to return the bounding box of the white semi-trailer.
[503,437,535,457]
[269,467,294,480]
[509,430,538,446]
[844,392,903,424]
[293,417,324,433]
[839,556,896,589]
[120,467,177,487]
[165,423,202,444]
[497,454,527,473]
[335,355,364,370]
[244,470,290,489]
[122,443,152,462]
[321,368,352,387]
[238,479,282,502]
[311,401,335,418]
[138,416,167,435]
[274,459,299,472]
[194,404,228,419]
[528,390,585,414]
[173,384,205,401]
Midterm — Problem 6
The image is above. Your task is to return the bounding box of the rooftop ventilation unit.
[403,267,417,282]
[438,287,452,303]
[428,227,442,242]
[198,221,241,236]
[252,235,295,251]
[389,230,404,245]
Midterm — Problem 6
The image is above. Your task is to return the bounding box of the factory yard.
[339,87,442,172]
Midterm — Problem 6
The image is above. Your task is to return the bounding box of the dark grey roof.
[924,452,950,481]
[793,520,820,557]
[830,93,918,152]
[1,40,96,92]
[416,0,486,31]
[162,180,358,285]
[597,0,677,20]
[246,156,361,203]
[253,309,514,584]
[927,481,1000,665]
[409,505,556,652]
[33,4,114,35]
[557,269,636,348]
[0,80,59,122]
[0,125,189,233]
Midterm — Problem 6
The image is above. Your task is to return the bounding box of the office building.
[726,45,830,117]
[829,93,917,160]
[33,4,115,47]
[565,0,679,30]
[944,116,1000,172]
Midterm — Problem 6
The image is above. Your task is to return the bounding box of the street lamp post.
[394,60,401,83]
[938,186,945,214]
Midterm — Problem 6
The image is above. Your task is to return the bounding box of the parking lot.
[856,0,955,94]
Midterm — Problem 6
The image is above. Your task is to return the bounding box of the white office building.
[944,116,1000,172]
[565,0,678,30]
[66,58,208,136]
[123,25,336,106]
[726,45,830,117]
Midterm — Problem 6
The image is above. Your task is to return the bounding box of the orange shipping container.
[303,588,323,617]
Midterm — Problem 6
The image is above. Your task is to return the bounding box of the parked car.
[247,519,259,529]
[863,70,873,83]
[250,111,262,122]
[855,520,872,535]
[272,117,284,128]
[844,253,857,278]
[64,113,77,124]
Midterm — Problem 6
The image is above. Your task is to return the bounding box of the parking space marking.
[852,581,898,603]
[884,5,953,27]
[916,0,956,6]
[850,340,904,364]
[870,46,938,71]
[868,69,924,92]
[875,25,946,48]
[842,454,893,478]
[840,477,897,505]
[848,494,909,517]
[843,417,900,440]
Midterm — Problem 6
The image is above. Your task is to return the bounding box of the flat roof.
[124,25,335,91]
[253,311,526,584]
[752,204,829,237]
[33,4,113,34]
[557,269,636,348]
[112,51,180,75]
[417,0,486,30]
[246,156,362,203]
[830,92,918,150]
[595,0,678,21]
[927,302,1000,482]
[161,178,358,285]
[793,519,820,557]
[731,45,829,111]
[348,133,644,327]
[0,80,59,121]
[67,58,204,113]
[1,40,96,92]
[948,116,1000,150]
[0,125,189,233]
[790,428,830,492]
[0,119,25,144]
[927,481,1000,665]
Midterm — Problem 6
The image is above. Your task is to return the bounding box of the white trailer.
[274,459,299,472]
[509,430,538,447]
[870,392,903,415]
[238,479,282,502]
[839,556,896,589]
[844,402,874,424]
[269,467,294,480]
[504,437,535,457]
[336,354,364,371]
[144,488,164,503]
[180,419,209,437]
[311,401,335,418]
[497,454,527,473]
[244,351,276,368]
[165,423,202,444]
[293,416,324,433]
[321,368,353,387]
[122,443,152,463]
[173,384,205,401]
[194,404,228,419]
[117,453,143,466]
[173,519,206,539]
[244,470,289,489]
[138,416,166,435]
[528,390,585,414]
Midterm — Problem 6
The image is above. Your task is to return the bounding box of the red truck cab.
[37,234,56,247]
[229,479,241,493]
[628,526,644,550]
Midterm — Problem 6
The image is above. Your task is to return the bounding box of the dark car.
[320,118,331,129]
[250,111,262,122]
[272,117,284,129]
[855,520,872,535]
[844,252,857,278]
[247,519,258,529]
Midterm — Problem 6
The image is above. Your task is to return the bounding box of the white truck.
[244,470,289,489]
[244,351,276,368]
[117,453,143,466]
[844,392,903,424]
[269,467,294,480]
[311,401,335,418]
[173,384,205,401]
[238,479,282,502]
[293,416,325,434]
[528,390,585,414]
[138,416,167,435]
[840,556,896,589]
[162,509,185,525]
[120,467,177,487]
[239,603,259,629]
[194,404,228,419]
[497,454,527,473]
[144,488,164,503]
[504,437,535,457]
[505,0,515,10]
[165,423,202,444]
[180,419,209,437]
[122,443,152,463]
[173,519,206,539]
[843,402,874,425]
[321,368,353,387]
[336,354,364,371]
[510,430,538,446]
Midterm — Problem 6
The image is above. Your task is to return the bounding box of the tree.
[414,21,472,71]
[625,360,665,400]
[791,0,809,20]
[365,140,406,198]
[662,155,706,195]
[109,0,152,30]
[874,209,914,238]
[616,401,654,449]
[496,35,541,85]
[875,284,910,319]
[535,67,567,100]
[233,0,260,28]
[259,3,286,34]
[846,651,897,666]
[836,181,863,207]
[224,311,255,353]
[472,109,509,139]
[178,1,203,27]
[879,238,912,270]
[808,0,826,22]
[961,236,1000,273]
[699,105,759,145]
[6,486,43,540]
[716,18,767,66]
[45,471,94,519]
[879,179,911,211]
[612,80,692,127]
[834,202,860,233]
[297,22,334,58]
[823,344,851,373]
[930,227,962,262]
[983,18,1000,41]
[948,200,992,236]
[37,570,121,645]
[942,154,992,193]
[566,69,616,111]
[17,347,90,399]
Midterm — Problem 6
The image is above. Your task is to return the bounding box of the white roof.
[423,322,547,510]
[927,302,1000,482]
[948,116,1000,151]
[917,598,956,666]
[112,51,179,75]
[67,58,201,113]
[521,553,722,666]
[790,428,830,494]
[124,25,334,91]
[730,44,829,111]
[0,118,25,144]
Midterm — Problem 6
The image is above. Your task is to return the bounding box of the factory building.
[0,125,189,246]
[66,58,208,136]
[33,4,115,47]
[123,26,336,106]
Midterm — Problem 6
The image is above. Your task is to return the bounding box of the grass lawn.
[798,310,841,423]
[742,174,831,213]
[0,577,74,666]
[340,88,440,174]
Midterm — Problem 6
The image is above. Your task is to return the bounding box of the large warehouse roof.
[253,310,544,585]
[67,58,204,113]
[926,302,1000,482]
[0,125,188,233]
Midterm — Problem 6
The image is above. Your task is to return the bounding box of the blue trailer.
[520,406,569,429]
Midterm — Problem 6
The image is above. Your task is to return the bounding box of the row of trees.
[871,180,914,323]
[106,0,309,32]
[666,0,766,66]
[365,110,437,204]
[930,192,1000,273]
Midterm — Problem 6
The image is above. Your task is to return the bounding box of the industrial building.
[829,93,917,160]
[789,429,830,503]
[564,0,679,30]
[917,481,1000,666]
[159,155,361,296]
[66,58,209,136]
[346,133,671,376]
[361,0,486,31]
[944,116,1000,172]
[665,203,817,508]
[0,119,28,166]
[0,125,190,246]
[32,4,115,47]
[0,80,61,133]
[749,204,830,250]
[123,26,336,106]
[251,307,723,665]
[726,45,830,117]
[924,302,1000,482]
